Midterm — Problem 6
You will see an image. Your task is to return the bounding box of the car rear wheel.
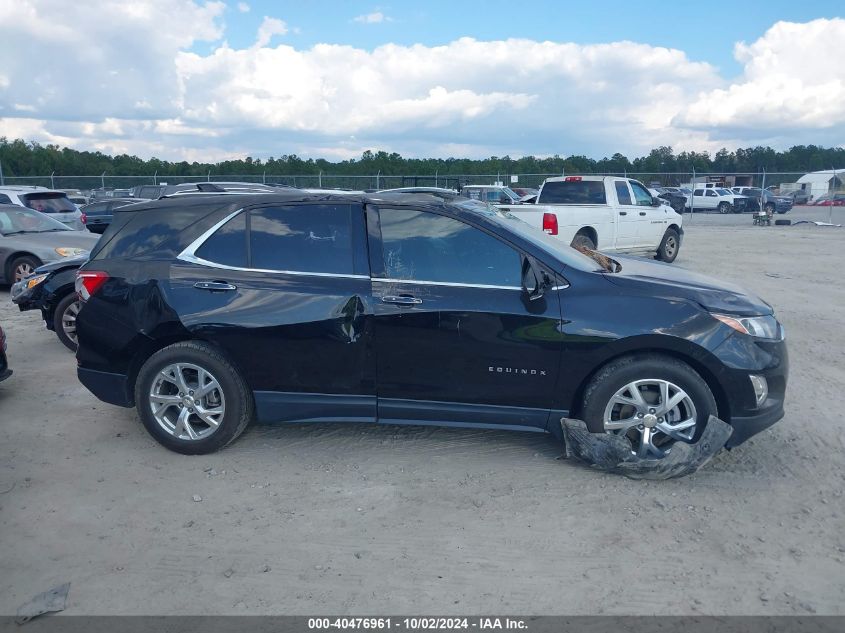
[580,355,717,459]
[655,228,680,263]
[135,341,254,454]
[53,292,81,352]
[571,232,596,251]
[9,255,41,283]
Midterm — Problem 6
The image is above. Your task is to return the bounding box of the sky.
[0,0,843,163]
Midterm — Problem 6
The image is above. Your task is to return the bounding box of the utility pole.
[0,160,4,186]
[51,171,55,188]
[101,172,106,190]
[153,170,157,185]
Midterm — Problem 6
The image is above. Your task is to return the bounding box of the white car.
[688,187,751,214]
[0,186,85,230]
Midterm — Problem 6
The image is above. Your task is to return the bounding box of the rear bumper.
[77,367,133,407]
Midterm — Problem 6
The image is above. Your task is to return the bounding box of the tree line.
[0,137,843,180]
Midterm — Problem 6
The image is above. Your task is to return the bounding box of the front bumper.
[713,334,788,447]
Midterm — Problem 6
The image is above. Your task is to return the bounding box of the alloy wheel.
[14,263,34,282]
[61,300,80,345]
[663,236,677,259]
[149,363,226,441]
[603,379,697,458]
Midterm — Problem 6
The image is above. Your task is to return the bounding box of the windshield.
[21,192,77,213]
[0,206,72,235]
[717,188,732,195]
[459,202,612,273]
[501,187,521,201]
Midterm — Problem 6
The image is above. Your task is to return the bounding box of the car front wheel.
[135,341,254,454]
[580,355,718,459]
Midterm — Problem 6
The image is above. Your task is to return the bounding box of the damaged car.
[74,191,787,467]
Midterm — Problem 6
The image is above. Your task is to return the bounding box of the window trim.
[177,208,368,280]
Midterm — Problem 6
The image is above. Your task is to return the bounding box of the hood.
[34,253,89,273]
[604,255,772,316]
[2,231,100,260]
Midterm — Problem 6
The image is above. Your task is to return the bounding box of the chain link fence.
[0,171,839,199]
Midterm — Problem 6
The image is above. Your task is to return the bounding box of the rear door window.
[378,208,520,286]
[250,205,355,274]
[614,181,633,205]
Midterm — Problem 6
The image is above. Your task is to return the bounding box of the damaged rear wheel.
[581,355,717,459]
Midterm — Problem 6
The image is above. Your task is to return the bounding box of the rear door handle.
[381,295,423,306]
[194,281,237,292]
[639,211,647,216]
[619,211,627,216]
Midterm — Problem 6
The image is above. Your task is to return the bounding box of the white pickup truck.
[499,175,684,262]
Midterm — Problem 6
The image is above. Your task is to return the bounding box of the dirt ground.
[1,217,844,615]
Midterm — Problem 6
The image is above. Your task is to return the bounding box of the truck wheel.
[571,233,596,251]
[718,202,731,214]
[655,228,680,263]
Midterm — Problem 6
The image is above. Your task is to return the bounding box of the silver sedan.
[0,204,101,283]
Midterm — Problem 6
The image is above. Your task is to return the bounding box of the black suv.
[75,192,787,457]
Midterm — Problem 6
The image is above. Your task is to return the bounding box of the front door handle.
[381,295,422,306]
[194,281,237,292]
[639,211,647,216]
[619,211,627,216]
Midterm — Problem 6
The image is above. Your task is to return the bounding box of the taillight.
[542,213,558,235]
[80,213,87,224]
[76,271,109,301]
[564,176,582,182]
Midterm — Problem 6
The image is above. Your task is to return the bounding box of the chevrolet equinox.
[75,191,787,457]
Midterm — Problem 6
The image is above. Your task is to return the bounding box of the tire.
[776,209,788,215]
[53,292,81,352]
[9,255,41,283]
[655,228,680,263]
[718,202,731,214]
[134,341,254,455]
[775,219,790,226]
[580,354,718,459]
[571,232,596,251]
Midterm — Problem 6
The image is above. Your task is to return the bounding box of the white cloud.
[353,11,391,24]
[237,1,249,12]
[675,18,845,138]
[254,16,288,48]
[0,4,842,162]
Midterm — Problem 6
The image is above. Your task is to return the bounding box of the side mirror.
[651,196,662,207]
[521,256,550,301]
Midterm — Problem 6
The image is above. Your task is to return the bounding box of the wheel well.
[667,223,680,234]
[125,334,244,406]
[568,349,731,423]
[4,251,40,280]
[574,226,597,245]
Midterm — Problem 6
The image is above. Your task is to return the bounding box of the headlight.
[55,247,88,257]
[25,273,49,289]
[711,313,782,339]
